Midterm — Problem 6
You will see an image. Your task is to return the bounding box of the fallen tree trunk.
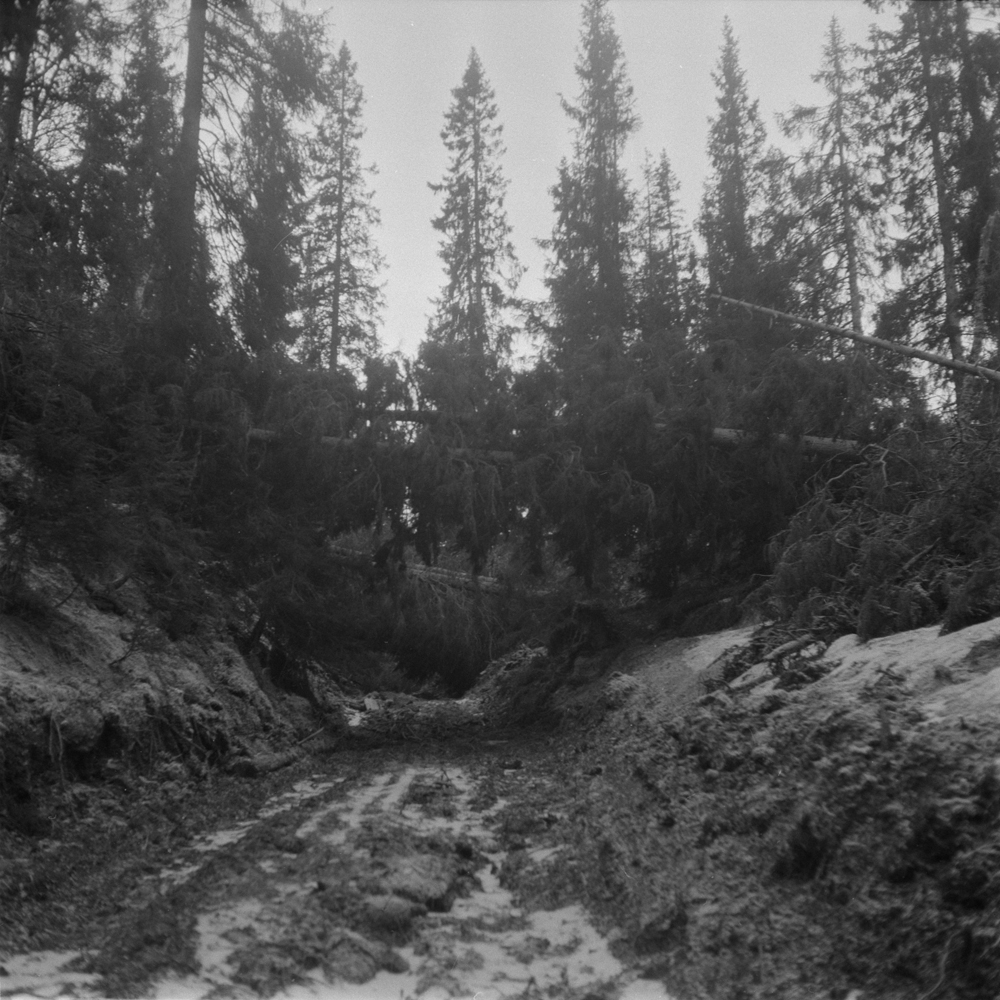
[971,209,999,365]
[361,409,441,423]
[227,749,300,778]
[711,293,1000,387]
[251,400,862,468]
[321,419,860,459]
[324,544,507,594]
[324,544,555,598]
[247,428,514,464]
[705,427,860,456]
[409,562,506,594]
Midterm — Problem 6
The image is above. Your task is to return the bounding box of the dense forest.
[4,0,1000,691]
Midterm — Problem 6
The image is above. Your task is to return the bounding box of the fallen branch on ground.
[325,544,503,594]
[324,544,552,597]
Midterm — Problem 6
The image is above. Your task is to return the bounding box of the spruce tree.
[782,17,879,335]
[527,0,648,590]
[952,0,1000,365]
[427,48,520,364]
[159,0,328,356]
[544,0,637,362]
[867,1,966,369]
[699,17,767,308]
[636,150,698,340]
[112,0,178,315]
[0,0,124,310]
[865,0,1000,376]
[230,76,305,353]
[298,42,383,371]
[0,0,42,200]
[163,0,208,346]
[699,17,803,356]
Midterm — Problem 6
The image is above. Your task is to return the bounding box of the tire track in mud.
[2,758,673,1000]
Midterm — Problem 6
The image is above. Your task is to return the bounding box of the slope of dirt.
[0,560,348,805]
[542,619,1000,1000]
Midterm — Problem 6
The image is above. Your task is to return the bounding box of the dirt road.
[8,620,1000,1000]
[1,739,673,1000]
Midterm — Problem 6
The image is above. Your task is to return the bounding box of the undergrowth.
[0,307,565,693]
[754,427,1000,641]
[594,665,1000,1000]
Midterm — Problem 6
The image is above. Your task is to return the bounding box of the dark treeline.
[5,0,1000,688]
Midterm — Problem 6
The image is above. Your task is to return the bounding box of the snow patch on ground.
[297,771,393,843]
[637,617,1000,733]
[149,765,674,1000]
[154,777,344,890]
[683,626,759,675]
[0,950,101,999]
[788,619,1000,727]
[153,902,268,999]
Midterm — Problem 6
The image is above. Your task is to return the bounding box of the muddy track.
[9,620,1000,1000]
[1,738,670,1000]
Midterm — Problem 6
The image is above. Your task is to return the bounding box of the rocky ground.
[4,578,1000,1000]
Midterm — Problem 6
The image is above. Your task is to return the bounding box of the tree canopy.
[4,0,1000,692]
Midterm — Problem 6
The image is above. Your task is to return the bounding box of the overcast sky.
[301,0,887,356]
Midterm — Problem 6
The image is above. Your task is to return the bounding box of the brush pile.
[755,428,1000,641]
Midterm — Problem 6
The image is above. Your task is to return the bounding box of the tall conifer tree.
[299,42,383,371]
[160,0,328,355]
[113,0,178,314]
[952,0,1000,364]
[544,0,637,361]
[868,1,966,369]
[428,48,519,364]
[230,76,304,353]
[782,17,878,334]
[0,0,119,305]
[699,17,800,354]
[636,150,697,340]
[699,17,767,308]
[866,0,1000,393]
[222,6,330,354]
[0,0,42,201]
[163,0,207,344]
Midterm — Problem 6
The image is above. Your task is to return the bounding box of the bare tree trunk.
[955,2,995,218]
[0,0,40,205]
[329,68,347,372]
[955,1,998,367]
[828,30,863,335]
[837,143,863,335]
[165,0,208,329]
[471,90,484,354]
[915,3,964,398]
[971,210,999,364]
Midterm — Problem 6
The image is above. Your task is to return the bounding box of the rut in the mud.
[2,753,672,1000]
